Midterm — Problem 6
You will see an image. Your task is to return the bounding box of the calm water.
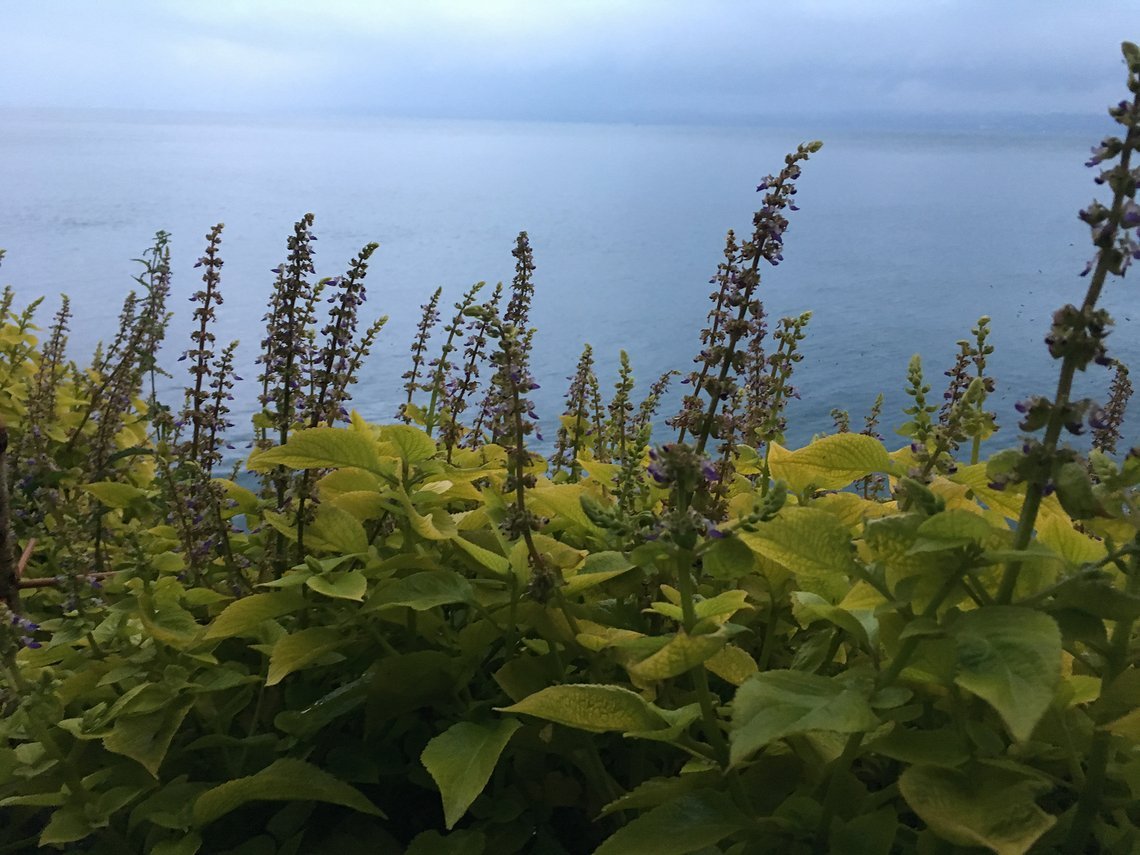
[1,108,1136,451]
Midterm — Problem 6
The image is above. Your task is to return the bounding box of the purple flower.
[1121,200,1140,229]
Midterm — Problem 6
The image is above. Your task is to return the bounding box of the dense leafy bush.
[1,41,1139,855]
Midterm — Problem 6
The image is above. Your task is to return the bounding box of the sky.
[1,1,1135,124]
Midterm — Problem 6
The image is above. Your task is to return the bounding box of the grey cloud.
[1,1,1133,122]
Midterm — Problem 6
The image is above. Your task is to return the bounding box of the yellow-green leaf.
[768,434,892,493]
[529,483,602,531]
[899,764,1055,855]
[82,481,146,509]
[575,453,622,486]
[452,536,510,576]
[1035,514,1107,566]
[497,684,668,734]
[306,504,369,554]
[593,790,749,855]
[203,591,306,641]
[378,424,438,464]
[1104,707,1140,741]
[248,427,390,477]
[307,570,367,602]
[729,670,879,766]
[216,479,259,515]
[318,467,384,496]
[394,488,457,540]
[329,490,389,521]
[739,507,857,603]
[193,758,384,826]
[703,644,758,687]
[791,591,874,648]
[951,607,1061,742]
[626,631,727,682]
[806,491,892,530]
[421,719,521,829]
[915,510,995,547]
[103,699,194,776]
[366,570,474,611]
[266,627,343,686]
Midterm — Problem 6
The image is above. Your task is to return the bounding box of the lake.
[1,108,1136,452]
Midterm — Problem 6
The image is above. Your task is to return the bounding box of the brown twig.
[18,570,117,590]
[15,538,34,579]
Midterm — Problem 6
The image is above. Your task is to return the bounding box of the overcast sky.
[1,1,1134,123]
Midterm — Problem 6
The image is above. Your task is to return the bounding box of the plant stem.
[998,110,1137,603]
[815,558,971,847]
[672,546,732,771]
[1062,541,1140,853]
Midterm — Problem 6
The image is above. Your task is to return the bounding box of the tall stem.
[998,113,1136,603]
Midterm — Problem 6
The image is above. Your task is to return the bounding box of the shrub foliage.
[1,42,1140,855]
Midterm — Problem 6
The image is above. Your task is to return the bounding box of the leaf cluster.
[0,43,1139,855]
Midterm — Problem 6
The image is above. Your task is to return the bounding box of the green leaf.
[626,631,727,682]
[274,675,370,737]
[914,510,994,547]
[203,591,305,641]
[405,830,486,855]
[266,627,344,686]
[1104,707,1140,741]
[703,644,759,687]
[767,434,892,493]
[452,536,510,576]
[899,764,1055,855]
[82,481,147,509]
[497,684,668,734]
[1047,577,1140,622]
[248,427,390,478]
[40,805,92,846]
[365,571,474,612]
[131,778,209,831]
[136,578,203,650]
[530,482,603,531]
[104,698,194,776]
[692,589,752,622]
[791,591,873,648]
[421,719,521,829]
[593,790,749,855]
[1053,461,1100,520]
[306,504,369,554]
[868,727,971,769]
[729,670,879,766]
[306,570,368,602]
[701,536,757,580]
[828,808,898,855]
[739,507,857,603]
[950,607,1061,742]
[217,478,259,514]
[378,424,438,464]
[394,487,458,540]
[193,758,385,826]
[151,834,202,855]
[1035,515,1106,565]
[597,772,720,818]
[561,550,635,595]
